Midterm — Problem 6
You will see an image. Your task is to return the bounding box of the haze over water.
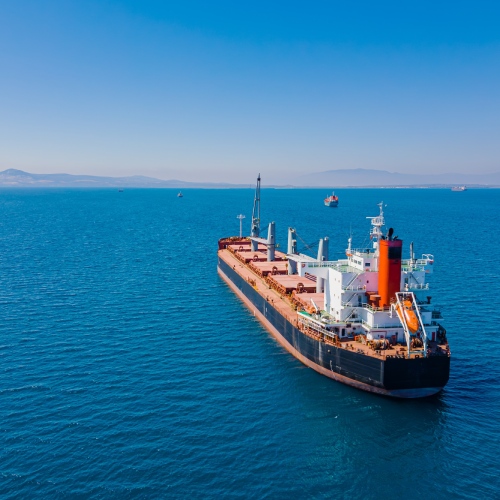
[0,188,499,498]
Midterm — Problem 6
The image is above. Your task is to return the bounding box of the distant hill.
[1,168,499,188]
[295,168,500,187]
[0,169,251,188]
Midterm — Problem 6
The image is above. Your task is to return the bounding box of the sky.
[0,0,499,184]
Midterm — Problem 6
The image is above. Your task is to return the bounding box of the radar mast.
[367,202,385,253]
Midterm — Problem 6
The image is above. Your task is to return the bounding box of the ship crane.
[250,174,261,252]
[248,174,276,261]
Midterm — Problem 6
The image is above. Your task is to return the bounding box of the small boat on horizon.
[451,186,467,192]
[324,192,339,207]
[177,191,183,198]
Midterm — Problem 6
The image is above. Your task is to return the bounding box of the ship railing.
[298,317,338,341]
[360,319,397,329]
[401,264,426,272]
[341,301,365,308]
[402,258,433,266]
[304,262,346,271]
[369,215,384,227]
[342,284,365,291]
[416,300,442,313]
[417,305,443,320]
[362,303,391,313]
[346,318,363,324]
[404,283,429,290]
[350,248,374,255]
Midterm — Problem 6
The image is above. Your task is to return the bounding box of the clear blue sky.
[1,0,499,183]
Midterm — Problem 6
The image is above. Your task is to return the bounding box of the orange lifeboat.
[396,299,419,333]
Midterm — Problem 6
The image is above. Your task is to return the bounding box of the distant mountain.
[296,168,500,187]
[0,169,251,188]
[1,168,499,188]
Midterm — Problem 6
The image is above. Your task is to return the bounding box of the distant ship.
[324,192,339,207]
[218,176,450,398]
[451,186,466,192]
[177,192,183,198]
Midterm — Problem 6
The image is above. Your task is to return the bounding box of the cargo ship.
[217,176,450,398]
[324,192,339,207]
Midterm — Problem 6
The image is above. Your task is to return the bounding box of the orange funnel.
[378,239,402,307]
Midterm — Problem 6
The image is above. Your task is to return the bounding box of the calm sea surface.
[0,188,499,499]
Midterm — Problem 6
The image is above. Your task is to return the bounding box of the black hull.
[218,257,450,398]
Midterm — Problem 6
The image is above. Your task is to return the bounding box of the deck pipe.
[267,222,275,262]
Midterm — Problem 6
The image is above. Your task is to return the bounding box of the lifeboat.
[396,299,419,333]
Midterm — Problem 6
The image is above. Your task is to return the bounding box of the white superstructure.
[286,203,444,358]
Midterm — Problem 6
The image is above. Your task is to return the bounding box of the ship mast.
[236,214,246,238]
[251,174,261,252]
[367,202,385,254]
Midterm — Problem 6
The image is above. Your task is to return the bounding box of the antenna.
[346,223,353,256]
[236,214,246,238]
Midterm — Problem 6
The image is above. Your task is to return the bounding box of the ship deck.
[219,248,299,326]
[218,245,450,361]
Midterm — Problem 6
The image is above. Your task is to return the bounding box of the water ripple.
[0,188,499,498]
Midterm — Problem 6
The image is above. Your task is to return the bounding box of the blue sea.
[0,187,499,499]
